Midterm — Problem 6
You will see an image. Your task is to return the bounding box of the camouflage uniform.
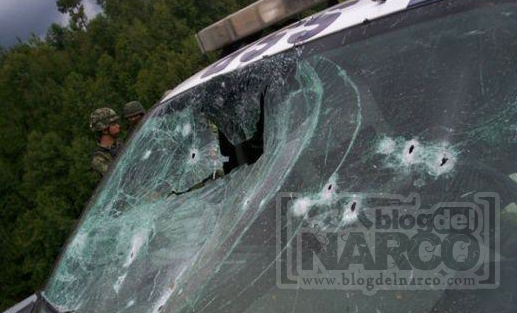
[90,108,121,176]
[91,142,122,176]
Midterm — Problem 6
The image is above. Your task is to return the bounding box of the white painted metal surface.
[163,0,412,102]
[3,294,37,313]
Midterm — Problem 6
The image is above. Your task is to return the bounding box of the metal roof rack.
[196,0,330,53]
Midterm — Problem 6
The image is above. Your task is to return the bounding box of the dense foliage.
[0,0,254,309]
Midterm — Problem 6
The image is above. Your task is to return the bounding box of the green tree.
[0,0,283,309]
[57,0,88,30]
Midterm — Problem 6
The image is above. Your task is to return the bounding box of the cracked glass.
[41,1,517,312]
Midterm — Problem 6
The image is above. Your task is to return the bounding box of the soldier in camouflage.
[90,108,122,177]
[123,101,146,134]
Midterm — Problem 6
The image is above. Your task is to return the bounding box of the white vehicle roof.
[162,0,416,102]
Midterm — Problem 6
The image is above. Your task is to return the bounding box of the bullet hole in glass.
[440,156,449,167]
[328,184,333,191]
[409,145,415,154]
[351,202,357,212]
[191,153,196,159]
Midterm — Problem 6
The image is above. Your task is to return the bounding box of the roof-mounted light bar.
[196,0,328,53]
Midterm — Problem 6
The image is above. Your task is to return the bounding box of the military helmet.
[89,108,119,132]
[123,101,145,118]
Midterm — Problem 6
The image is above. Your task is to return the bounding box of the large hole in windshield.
[219,92,265,173]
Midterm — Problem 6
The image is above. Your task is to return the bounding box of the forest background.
[0,0,267,309]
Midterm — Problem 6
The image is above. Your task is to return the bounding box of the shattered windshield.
[42,0,517,312]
